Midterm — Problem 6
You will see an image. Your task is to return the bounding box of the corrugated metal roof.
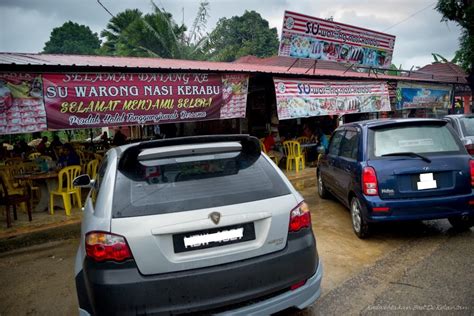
[0,52,467,84]
[418,62,467,77]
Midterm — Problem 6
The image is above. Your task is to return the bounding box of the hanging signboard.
[279,11,396,69]
[274,78,391,120]
[396,83,452,110]
[42,73,249,130]
[0,73,48,135]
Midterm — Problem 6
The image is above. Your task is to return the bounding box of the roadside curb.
[0,221,81,253]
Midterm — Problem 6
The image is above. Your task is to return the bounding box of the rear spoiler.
[118,135,260,172]
[368,119,447,130]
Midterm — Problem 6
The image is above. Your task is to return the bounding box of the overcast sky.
[0,0,462,69]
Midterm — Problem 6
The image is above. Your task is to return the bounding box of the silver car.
[444,114,474,155]
[74,135,322,315]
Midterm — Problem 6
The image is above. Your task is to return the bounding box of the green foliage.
[100,9,143,56]
[436,0,474,72]
[387,63,403,76]
[205,10,279,62]
[100,1,210,60]
[43,21,101,55]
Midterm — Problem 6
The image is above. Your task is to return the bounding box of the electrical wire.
[383,2,436,32]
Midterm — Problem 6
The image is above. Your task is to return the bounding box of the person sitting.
[112,127,127,146]
[36,136,48,155]
[50,135,63,148]
[57,143,80,168]
[316,128,329,152]
[263,127,283,164]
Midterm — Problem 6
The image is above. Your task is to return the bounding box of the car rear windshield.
[459,117,474,136]
[370,123,463,158]
[112,152,291,218]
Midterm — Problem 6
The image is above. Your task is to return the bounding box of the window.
[460,117,474,136]
[111,153,290,218]
[370,124,462,157]
[340,130,359,160]
[328,130,344,156]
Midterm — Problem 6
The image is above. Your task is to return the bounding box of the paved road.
[0,185,473,315]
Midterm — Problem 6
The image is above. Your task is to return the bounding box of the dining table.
[15,171,61,213]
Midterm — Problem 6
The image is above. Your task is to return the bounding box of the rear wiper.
[381,152,431,163]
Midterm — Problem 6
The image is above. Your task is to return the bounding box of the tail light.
[362,166,378,196]
[470,160,474,187]
[85,232,133,262]
[289,202,311,232]
[466,144,474,155]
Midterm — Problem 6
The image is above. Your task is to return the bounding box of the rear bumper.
[363,191,474,222]
[76,230,320,315]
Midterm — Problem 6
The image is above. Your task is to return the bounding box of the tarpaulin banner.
[42,72,249,130]
[396,83,452,110]
[279,11,396,69]
[274,78,391,120]
[0,73,48,135]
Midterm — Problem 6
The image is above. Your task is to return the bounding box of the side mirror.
[73,174,95,188]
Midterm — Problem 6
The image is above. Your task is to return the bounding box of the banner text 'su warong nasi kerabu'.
[0,72,249,134]
[274,78,391,120]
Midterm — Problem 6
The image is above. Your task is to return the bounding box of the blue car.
[317,118,474,238]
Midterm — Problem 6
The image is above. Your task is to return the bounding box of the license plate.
[417,173,437,190]
[173,223,256,253]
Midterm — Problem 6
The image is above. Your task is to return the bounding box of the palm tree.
[100,1,210,60]
[100,9,143,55]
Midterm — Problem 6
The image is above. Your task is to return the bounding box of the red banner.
[42,73,248,130]
[0,73,48,134]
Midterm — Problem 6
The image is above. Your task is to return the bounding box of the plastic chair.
[50,165,82,216]
[86,159,99,179]
[283,141,305,172]
[259,139,278,164]
[296,136,310,144]
[28,152,41,160]
[0,173,31,228]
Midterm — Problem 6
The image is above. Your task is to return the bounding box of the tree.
[436,0,473,71]
[43,21,101,55]
[100,9,143,55]
[205,10,279,62]
[436,0,474,107]
[100,1,210,60]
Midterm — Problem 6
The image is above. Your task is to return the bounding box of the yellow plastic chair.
[296,136,310,144]
[50,165,82,216]
[86,159,99,179]
[259,139,278,164]
[283,141,305,172]
[94,153,103,161]
[28,152,41,160]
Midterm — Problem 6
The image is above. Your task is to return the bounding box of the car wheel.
[317,170,330,199]
[448,216,474,231]
[350,197,370,239]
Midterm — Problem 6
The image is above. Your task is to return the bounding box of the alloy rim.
[351,199,361,232]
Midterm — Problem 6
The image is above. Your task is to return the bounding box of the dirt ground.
[0,184,472,315]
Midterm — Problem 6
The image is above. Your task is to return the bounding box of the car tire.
[317,170,330,199]
[350,197,370,239]
[448,216,474,231]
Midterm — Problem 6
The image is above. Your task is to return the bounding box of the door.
[322,130,345,195]
[337,128,360,204]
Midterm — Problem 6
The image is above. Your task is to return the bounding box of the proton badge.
[209,212,221,225]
